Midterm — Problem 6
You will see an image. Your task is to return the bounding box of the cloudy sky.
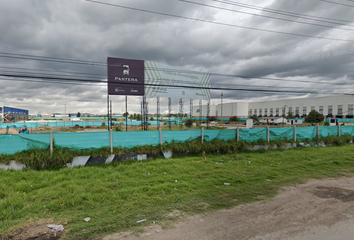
[1,0,354,115]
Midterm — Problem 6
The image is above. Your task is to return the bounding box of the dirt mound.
[0,221,63,240]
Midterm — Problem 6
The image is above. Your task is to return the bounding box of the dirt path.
[103,176,354,240]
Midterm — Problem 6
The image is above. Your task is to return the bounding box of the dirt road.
[103,176,354,240]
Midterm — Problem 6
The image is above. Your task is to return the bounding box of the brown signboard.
[107,57,145,96]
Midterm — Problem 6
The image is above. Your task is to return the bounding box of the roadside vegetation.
[1,141,354,239]
[1,135,354,169]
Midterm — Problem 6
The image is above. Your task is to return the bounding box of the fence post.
[159,127,163,146]
[201,127,204,144]
[237,127,239,142]
[50,130,53,156]
[267,126,270,143]
[294,125,297,142]
[317,124,320,139]
[110,129,113,154]
[338,124,341,137]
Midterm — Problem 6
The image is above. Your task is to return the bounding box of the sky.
[1,0,354,115]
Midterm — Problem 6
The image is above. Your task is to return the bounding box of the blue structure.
[2,106,29,122]
[4,106,29,115]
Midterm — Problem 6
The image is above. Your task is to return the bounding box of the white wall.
[249,95,354,117]
[193,95,354,118]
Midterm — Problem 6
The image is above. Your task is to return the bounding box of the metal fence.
[0,125,350,155]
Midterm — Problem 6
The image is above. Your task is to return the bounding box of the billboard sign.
[107,57,145,96]
[144,61,211,100]
[107,57,211,100]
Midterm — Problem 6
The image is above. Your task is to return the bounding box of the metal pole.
[159,127,163,146]
[190,99,193,119]
[294,125,297,142]
[141,99,143,131]
[157,97,160,130]
[107,94,110,131]
[267,126,270,143]
[110,100,112,130]
[179,98,183,129]
[50,130,53,156]
[221,92,223,125]
[237,127,239,142]
[145,98,148,131]
[168,97,171,131]
[201,127,204,144]
[110,129,113,154]
[125,95,128,132]
[199,100,202,125]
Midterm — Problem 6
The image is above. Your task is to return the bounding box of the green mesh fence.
[296,126,317,141]
[341,126,354,136]
[319,126,338,138]
[269,127,294,141]
[204,130,220,141]
[239,128,267,142]
[325,119,354,123]
[2,126,354,155]
[112,131,160,148]
[161,130,202,143]
[53,132,110,150]
[215,129,236,141]
[0,134,50,155]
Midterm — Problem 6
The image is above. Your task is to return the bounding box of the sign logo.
[123,65,130,75]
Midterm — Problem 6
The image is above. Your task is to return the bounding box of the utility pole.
[221,92,223,125]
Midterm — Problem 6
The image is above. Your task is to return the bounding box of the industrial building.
[193,95,354,119]
[0,103,29,122]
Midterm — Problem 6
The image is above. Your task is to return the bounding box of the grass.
[1,145,354,239]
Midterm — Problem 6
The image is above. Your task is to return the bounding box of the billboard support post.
[125,96,128,132]
[190,99,193,119]
[179,98,183,129]
[157,97,160,130]
[141,99,143,131]
[199,100,202,125]
[168,97,171,131]
[107,94,110,131]
[110,100,112,130]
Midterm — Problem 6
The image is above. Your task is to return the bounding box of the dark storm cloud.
[0,0,353,114]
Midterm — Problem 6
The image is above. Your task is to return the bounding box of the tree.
[305,110,324,123]
[77,112,81,117]
[184,119,194,128]
[287,111,294,118]
[230,116,238,122]
[123,112,129,118]
[136,114,142,121]
[208,116,217,121]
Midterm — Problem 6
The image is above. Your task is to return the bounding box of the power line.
[179,0,354,31]
[0,66,105,77]
[0,63,347,86]
[0,52,105,66]
[212,0,353,25]
[0,73,321,94]
[81,0,354,43]
[0,52,345,86]
[318,0,354,7]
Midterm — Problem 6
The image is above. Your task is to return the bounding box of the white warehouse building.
[193,95,354,119]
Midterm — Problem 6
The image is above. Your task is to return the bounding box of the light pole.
[221,92,223,125]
